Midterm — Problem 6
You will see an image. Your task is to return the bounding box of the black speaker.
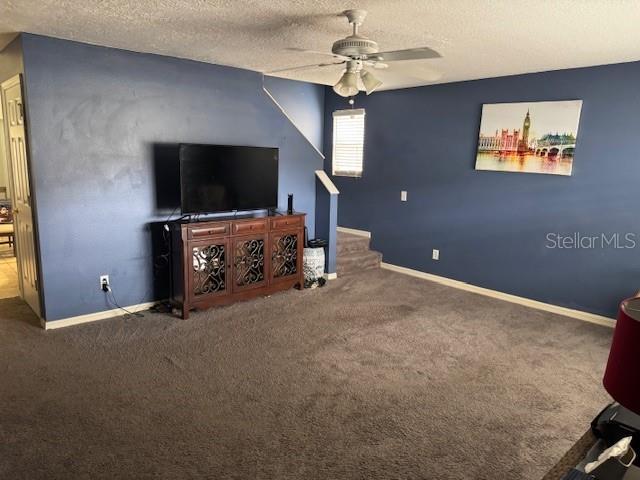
[287,193,294,215]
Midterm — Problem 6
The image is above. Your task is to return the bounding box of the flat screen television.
[179,143,279,214]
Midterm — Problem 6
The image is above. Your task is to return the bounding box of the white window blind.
[332,108,365,177]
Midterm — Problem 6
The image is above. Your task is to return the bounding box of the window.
[332,108,365,177]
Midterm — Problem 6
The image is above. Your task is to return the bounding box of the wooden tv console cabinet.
[169,213,305,319]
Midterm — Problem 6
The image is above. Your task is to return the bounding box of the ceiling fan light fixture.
[275,10,441,96]
[360,69,382,95]
[333,70,359,97]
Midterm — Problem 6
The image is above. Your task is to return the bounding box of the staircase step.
[337,250,382,277]
[337,231,371,255]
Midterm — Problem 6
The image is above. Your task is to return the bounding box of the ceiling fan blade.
[265,61,345,74]
[285,47,351,61]
[369,47,441,62]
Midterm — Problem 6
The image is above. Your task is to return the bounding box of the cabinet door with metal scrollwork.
[231,234,268,292]
[269,229,302,285]
[188,238,230,301]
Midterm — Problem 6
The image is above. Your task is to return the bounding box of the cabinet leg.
[182,305,190,320]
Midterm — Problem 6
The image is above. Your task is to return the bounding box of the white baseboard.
[44,265,614,329]
[44,301,157,330]
[380,262,616,328]
[337,226,371,238]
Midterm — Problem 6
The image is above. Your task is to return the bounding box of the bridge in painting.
[533,144,575,158]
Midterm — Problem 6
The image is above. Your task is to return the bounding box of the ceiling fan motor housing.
[332,35,379,58]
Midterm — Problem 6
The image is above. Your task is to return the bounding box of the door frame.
[1,74,45,319]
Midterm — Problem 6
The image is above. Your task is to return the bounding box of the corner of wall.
[261,75,325,161]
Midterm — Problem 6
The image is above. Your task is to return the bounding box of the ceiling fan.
[268,9,442,97]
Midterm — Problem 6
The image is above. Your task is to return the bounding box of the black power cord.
[101,279,144,318]
[97,206,186,320]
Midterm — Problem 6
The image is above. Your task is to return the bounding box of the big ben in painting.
[518,110,531,153]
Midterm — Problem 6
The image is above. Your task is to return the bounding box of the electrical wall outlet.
[400,190,408,202]
[432,249,440,261]
[99,275,110,290]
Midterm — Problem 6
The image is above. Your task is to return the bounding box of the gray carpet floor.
[0,268,612,479]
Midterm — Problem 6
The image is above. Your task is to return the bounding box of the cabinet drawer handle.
[192,226,226,236]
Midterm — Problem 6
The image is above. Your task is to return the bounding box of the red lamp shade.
[603,297,640,414]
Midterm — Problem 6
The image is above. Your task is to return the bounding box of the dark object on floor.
[303,276,326,289]
[588,444,635,480]
[308,238,327,248]
[561,469,595,480]
[592,403,640,453]
[543,424,640,479]
[149,301,174,314]
[543,430,599,480]
[0,269,612,479]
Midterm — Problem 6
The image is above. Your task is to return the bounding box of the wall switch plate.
[401,191,408,202]
[432,249,440,260]
[99,275,110,289]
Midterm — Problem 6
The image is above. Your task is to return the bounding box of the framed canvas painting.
[475,100,583,176]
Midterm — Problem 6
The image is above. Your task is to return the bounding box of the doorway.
[0,85,17,299]
[0,74,40,316]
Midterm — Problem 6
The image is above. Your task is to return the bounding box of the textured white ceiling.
[2,0,640,90]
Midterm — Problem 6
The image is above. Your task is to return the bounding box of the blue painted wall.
[324,62,640,317]
[314,179,338,275]
[20,34,324,321]
[263,76,324,153]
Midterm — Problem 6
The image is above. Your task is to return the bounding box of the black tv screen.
[179,144,279,214]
